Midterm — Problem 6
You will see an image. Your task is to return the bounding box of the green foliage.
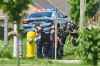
[0,0,32,21]
[86,0,99,18]
[64,35,73,55]
[64,27,100,65]
[68,0,80,23]
[77,27,100,65]
[0,47,12,58]
[64,35,79,59]
[68,0,99,23]
[0,39,13,58]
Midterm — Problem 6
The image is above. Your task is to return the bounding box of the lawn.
[0,63,91,66]
[0,58,91,66]
[0,33,100,66]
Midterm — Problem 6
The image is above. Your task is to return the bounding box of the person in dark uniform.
[36,25,43,58]
[65,21,79,46]
[50,25,55,59]
[59,28,68,58]
[41,22,53,58]
[57,23,64,59]
[71,23,79,46]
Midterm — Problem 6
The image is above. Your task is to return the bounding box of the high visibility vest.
[26,31,37,58]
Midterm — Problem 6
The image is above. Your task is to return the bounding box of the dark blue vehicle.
[20,9,67,32]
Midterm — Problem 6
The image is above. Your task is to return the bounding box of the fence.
[86,11,100,27]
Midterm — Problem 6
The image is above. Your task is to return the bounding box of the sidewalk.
[51,60,81,64]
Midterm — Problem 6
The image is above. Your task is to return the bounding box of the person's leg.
[45,34,51,58]
[48,41,52,58]
[59,45,64,59]
[44,43,49,58]
[37,45,43,58]
[57,44,59,58]
[51,45,55,59]
[37,39,43,58]
[57,44,62,59]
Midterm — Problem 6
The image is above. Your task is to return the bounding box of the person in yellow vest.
[26,31,37,58]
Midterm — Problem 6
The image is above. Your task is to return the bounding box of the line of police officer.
[35,23,64,59]
[35,21,78,59]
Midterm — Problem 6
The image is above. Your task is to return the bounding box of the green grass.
[0,37,100,66]
[0,63,91,66]
[0,58,91,66]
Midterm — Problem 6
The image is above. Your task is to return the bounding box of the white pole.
[13,21,20,66]
[13,21,18,57]
[54,9,58,60]
[54,20,57,60]
[4,16,8,47]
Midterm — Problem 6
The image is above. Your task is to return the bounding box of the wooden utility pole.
[80,0,86,29]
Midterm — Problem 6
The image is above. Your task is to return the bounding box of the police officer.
[50,25,55,59]
[36,25,43,58]
[41,22,53,58]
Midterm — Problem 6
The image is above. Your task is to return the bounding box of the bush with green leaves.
[64,35,79,60]
[77,27,100,66]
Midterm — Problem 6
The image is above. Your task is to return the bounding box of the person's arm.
[8,31,18,37]
[57,36,62,45]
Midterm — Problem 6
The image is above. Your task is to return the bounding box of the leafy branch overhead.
[0,0,32,21]
[68,0,99,23]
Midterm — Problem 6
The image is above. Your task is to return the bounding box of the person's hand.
[28,39,33,44]
[8,31,18,36]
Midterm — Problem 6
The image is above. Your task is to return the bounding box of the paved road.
[35,0,70,16]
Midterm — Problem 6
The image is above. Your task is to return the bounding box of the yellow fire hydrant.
[26,31,37,58]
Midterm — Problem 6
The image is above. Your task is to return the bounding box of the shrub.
[77,27,100,66]
[64,34,79,59]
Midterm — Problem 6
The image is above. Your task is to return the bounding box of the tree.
[67,0,80,23]
[67,0,100,66]
[68,0,99,23]
[0,0,33,59]
[0,0,32,22]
